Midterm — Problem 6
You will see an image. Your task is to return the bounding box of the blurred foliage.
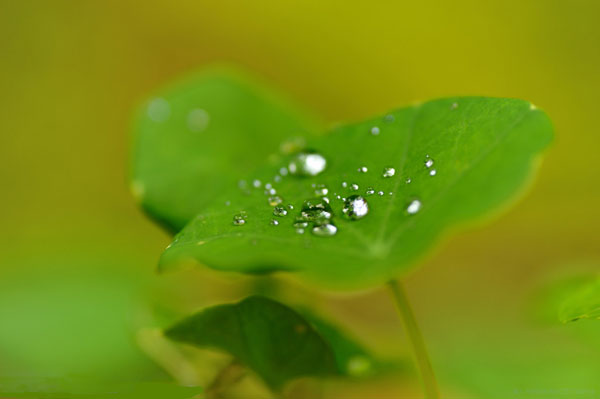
[1,0,599,397]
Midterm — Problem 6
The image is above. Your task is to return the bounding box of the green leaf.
[130,68,315,232]
[160,97,553,289]
[164,296,338,390]
[545,275,600,323]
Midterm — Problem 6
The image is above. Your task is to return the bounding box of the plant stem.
[388,279,440,399]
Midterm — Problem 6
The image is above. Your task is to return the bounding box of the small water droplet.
[287,204,294,210]
[341,181,348,188]
[451,102,459,110]
[311,223,337,237]
[274,175,282,183]
[264,188,277,196]
[232,214,246,226]
[382,167,396,178]
[406,178,412,184]
[273,206,288,217]
[406,199,422,214]
[425,158,434,168]
[358,166,368,173]
[294,220,309,228]
[147,98,170,122]
[296,228,305,234]
[365,187,375,195]
[389,192,393,196]
[343,195,369,220]
[370,126,380,136]
[350,183,359,191]
[377,191,384,196]
[187,108,210,132]
[270,219,279,226]
[288,150,327,176]
[429,169,437,176]
[268,195,283,206]
[314,184,329,196]
[265,183,272,190]
[225,200,231,206]
[252,179,262,188]
[384,114,395,123]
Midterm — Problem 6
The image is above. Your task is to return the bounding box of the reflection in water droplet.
[366,187,375,196]
[382,167,396,178]
[358,166,368,173]
[314,184,329,196]
[268,195,283,206]
[187,108,210,132]
[147,98,170,122]
[407,199,422,214]
[343,195,369,220]
[273,206,288,217]
[429,169,437,176]
[270,219,279,226]
[312,223,337,237]
[350,183,359,191]
[370,126,380,136]
[288,151,327,176]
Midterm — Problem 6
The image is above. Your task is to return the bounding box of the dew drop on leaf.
[425,157,434,168]
[350,183,359,191]
[382,167,396,178]
[288,151,327,177]
[377,191,384,196]
[311,223,337,237]
[342,195,369,220]
[273,206,288,217]
[406,199,422,215]
[252,179,262,188]
[268,195,283,206]
[370,126,380,136]
[358,166,368,173]
[365,187,375,196]
[429,169,437,176]
[314,184,329,196]
[232,214,246,226]
[270,219,279,226]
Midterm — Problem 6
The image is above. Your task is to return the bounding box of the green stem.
[388,279,440,399]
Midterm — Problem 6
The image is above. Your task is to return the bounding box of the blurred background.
[1,0,599,397]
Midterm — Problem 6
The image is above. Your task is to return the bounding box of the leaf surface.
[130,69,314,232]
[165,296,338,390]
[160,97,553,289]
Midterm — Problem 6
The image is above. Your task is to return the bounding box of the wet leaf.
[130,68,315,232]
[160,97,553,289]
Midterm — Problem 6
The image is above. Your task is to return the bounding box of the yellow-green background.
[1,1,599,397]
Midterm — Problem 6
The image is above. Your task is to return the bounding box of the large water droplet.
[273,206,288,217]
[187,108,210,132]
[288,151,327,176]
[382,167,396,178]
[311,223,337,237]
[343,195,369,220]
[406,199,422,215]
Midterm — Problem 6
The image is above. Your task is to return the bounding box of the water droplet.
[347,356,372,376]
[314,184,329,196]
[341,181,348,188]
[406,199,422,214]
[187,108,210,132]
[429,169,437,176]
[288,151,327,176]
[270,219,279,226]
[264,188,277,196]
[279,167,289,176]
[265,183,273,189]
[147,98,170,122]
[389,192,393,196]
[268,195,283,206]
[295,228,305,234]
[382,167,396,178]
[406,178,412,184]
[365,187,375,195]
[377,191,384,196]
[343,195,369,220]
[232,214,246,226]
[298,198,333,224]
[358,166,368,173]
[350,183,359,191]
[273,206,288,217]
[293,221,309,228]
[384,114,395,123]
[252,179,262,188]
[287,204,294,210]
[425,158,434,168]
[370,126,380,136]
[451,102,459,110]
[311,223,337,237]
[274,175,282,183]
